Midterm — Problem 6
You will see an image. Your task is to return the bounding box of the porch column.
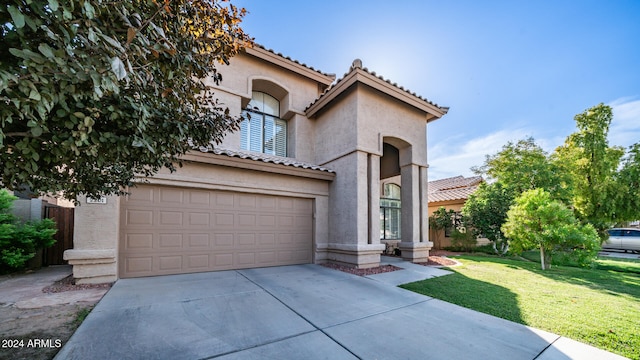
[64,195,120,284]
[420,165,431,245]
[400,163,430,262]
[368,153,381,245]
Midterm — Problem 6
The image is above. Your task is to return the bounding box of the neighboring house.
[64,46,448,284]
[427,175,484,249]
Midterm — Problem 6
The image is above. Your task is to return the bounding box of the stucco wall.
[209,52,328,164]
[428,201,490,249]
[357,85,429,166]
[313,89,359,166]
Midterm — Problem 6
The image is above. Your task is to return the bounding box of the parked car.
[603,228,640,253]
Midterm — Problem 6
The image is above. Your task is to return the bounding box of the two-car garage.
[118,184,315,278]
[65,150,333,283]
[119,184,314,278]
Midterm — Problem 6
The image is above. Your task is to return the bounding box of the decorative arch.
[246,76,293,119]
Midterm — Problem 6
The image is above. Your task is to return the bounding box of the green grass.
[73,306,93,326]
[401,255,640,359]
[519,250,640,274]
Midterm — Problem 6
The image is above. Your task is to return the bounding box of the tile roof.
[305,59,449,114]
[195,144,335,173]
[428,175,483,203]
[252,44,336,80]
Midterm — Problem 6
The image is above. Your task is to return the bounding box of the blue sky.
[232,1,640,180]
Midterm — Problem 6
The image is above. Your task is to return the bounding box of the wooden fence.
[42,205,74,266]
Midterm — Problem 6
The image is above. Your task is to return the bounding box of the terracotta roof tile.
[429,175,483,192]
[196,145,335,173]
[428,175,483,203]
[253,44,335,79]
[428,185,480,203]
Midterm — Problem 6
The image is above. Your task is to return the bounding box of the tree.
[616,143,640,223]
[472,137,570,203]
[0,189,56,271]
[461,182,512,255]
[1,0,252,200]
[429,207,455,249]
[553,104,626,238]
[502,189,600,270]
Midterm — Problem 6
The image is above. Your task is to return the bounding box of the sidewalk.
[0,266,107,309]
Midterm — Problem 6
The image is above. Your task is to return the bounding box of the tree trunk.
[540,247,551,270]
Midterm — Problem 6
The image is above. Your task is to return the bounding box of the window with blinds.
[240,91,287,157]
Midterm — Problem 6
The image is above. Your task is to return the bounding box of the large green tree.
[472,137,570,202]
[502,189,600,270]
[552,104,628,237]
[461,181,512,254]
[616,143,640,222]
[1,0,252,200]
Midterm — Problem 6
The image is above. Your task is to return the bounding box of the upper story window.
[240,91,287,157]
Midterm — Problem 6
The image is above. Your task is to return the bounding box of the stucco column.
[368,153,381,245]
[400,163,430,262]
[63,195,120,284]
[420,165,431,244]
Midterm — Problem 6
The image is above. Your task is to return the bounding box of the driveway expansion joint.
[198,330,319,360]
[236,270,364,360]
[532,335,562,360]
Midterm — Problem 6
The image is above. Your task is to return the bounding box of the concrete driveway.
[55,264,625,360]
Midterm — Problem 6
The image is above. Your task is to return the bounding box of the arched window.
[380,183,401,240]
[240,91,287,156]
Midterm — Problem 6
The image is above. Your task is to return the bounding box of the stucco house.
[64,45,449,284]
[427,175,484,249]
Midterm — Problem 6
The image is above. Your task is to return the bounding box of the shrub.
[0,190,57,271]
[449,228,477,252]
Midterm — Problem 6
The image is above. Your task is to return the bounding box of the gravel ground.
[0,273,112,360]
[42,275,113,294]
[321,256,458,276]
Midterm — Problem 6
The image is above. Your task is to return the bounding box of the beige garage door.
[119,185,313,278]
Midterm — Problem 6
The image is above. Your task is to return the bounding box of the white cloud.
[428,128,533,180]
[609,97,640,149]
[427,97,640,181]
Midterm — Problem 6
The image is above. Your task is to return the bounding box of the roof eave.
[305,68,448,120]
[245,46,335,86]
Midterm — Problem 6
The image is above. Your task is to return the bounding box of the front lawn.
[401,255,640,359]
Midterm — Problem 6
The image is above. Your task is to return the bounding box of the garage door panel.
[125,257,153,274]
[159,234,183,248]
[214,233,234,246]
[126,210,154,226]
[159,188,184,204]
[258,234,276,246]
[128,186,155,203]
[189,234,210,247]
[188,212,210,226]
[124,234,154,249]
[237,253,256,265]
[159,255,182,270]
[159,211,183,226]
[238,194,257,208]
[259,197,276,210]
[187,254,210,269]
[238,214,257,227]
[214,213,235,227]
[188,191,211,206]
[238,234,256,246]
[214,253,234,267]
[120,185,313,278]
[215,193,235,207]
